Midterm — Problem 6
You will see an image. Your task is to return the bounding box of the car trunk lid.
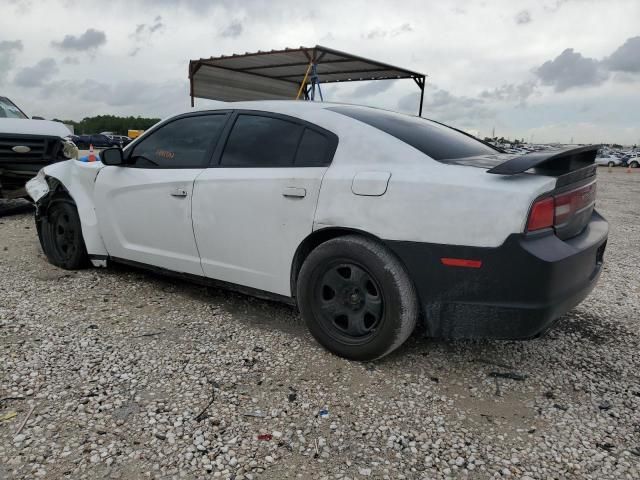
[452,146,600,240]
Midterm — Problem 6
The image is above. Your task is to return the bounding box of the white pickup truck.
[0,96,77,199]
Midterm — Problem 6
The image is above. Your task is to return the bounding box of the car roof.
[182,100,421,131]
[191,100,343,115]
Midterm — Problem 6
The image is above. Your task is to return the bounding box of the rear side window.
[128,114,227,168]
[295,128,331,167]
[328,106,497,161]
[221,115,303,167]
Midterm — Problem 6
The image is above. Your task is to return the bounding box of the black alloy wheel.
[38,198,88,269]
[314,262,384,344]
[297,235,418,360]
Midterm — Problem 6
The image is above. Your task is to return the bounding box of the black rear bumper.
[385,211,608,339]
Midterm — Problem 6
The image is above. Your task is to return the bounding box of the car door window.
[220,114,303,167]
[294,128,332,167]
[128,114,227,168]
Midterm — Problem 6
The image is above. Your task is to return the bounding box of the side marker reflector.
[440,258,482,268]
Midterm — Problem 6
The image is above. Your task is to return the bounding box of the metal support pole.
[418,77,425,117]
[296,62,313,100]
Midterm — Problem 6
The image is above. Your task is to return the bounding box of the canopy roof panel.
[189,45,427,113]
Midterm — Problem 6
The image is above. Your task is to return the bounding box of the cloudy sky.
[1,0,639,144]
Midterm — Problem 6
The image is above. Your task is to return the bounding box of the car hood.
[0,118,72,138]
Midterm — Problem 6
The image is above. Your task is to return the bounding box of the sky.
[1,0,639,144]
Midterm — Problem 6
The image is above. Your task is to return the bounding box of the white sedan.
[26,101,608,360]
[595,155,623,167]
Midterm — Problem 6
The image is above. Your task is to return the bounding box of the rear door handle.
[282,187,306,198]
[170,188,188,197]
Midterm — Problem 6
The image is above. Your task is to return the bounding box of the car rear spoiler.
[487,145,599,175]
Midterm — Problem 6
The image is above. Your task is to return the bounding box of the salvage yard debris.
[488,371,527,381]
[0,411,17,422]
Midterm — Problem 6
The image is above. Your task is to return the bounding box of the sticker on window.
[155,149,175,160]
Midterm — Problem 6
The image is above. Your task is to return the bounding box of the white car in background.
[26,101,608,360]
[595,154,624,167]
[0,96,77,199]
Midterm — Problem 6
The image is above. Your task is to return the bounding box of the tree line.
[52,115,161,135]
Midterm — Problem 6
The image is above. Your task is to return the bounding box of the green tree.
[55,115,160,135]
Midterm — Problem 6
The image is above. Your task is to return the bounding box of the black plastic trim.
[109,256,295,305]
[383,210,608,339]
[487,145,598,175]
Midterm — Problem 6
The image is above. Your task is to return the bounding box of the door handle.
[282,187,306,198]
[170,188,188,197]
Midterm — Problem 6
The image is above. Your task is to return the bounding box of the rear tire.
[38,197,88,270]
[608,161,615,167]
[297,235,418,361]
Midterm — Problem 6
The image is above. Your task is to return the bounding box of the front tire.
[297,235,418,361]
[631,161,639,168]
[38,197,88,269]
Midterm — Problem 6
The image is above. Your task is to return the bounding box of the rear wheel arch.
[290,227,410,299]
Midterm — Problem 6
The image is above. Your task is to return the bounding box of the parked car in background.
[0,95,77,199]
[26,102,608,360]
[108,135,132,147]
[595,153,623,167]
[72,134,120,149]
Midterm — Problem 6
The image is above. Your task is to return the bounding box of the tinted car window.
[221,115,303,167]
[129,114,227,168]
[0,97,28,119]
[295,128,331,167]
[328,106,498,161]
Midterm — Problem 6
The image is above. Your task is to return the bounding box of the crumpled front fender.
[37,160,108,260]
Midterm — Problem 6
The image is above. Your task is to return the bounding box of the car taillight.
[526,181,597,233]
[553,182,597,226]
[527,197,554,231]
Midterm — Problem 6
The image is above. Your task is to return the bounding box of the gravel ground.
[1,168,639,480]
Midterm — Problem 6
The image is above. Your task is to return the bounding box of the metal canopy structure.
[189,45,427,116]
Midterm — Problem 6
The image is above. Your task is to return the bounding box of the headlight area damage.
[0,135,78,199]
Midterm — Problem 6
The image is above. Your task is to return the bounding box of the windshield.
[329,105,499,161]
[0,97,28,119]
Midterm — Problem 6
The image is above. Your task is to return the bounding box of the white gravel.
[1,168,639,479]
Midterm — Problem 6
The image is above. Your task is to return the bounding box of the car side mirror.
[100,147,124,166]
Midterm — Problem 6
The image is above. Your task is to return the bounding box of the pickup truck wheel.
[608,161,615,167]
[631,161,639,168]
[38,198,88,270]
[297,235,418,361]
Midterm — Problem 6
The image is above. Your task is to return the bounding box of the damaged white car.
[27,101,608,360]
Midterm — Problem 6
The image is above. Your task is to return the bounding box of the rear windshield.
[0,96,28,119]
[328,106,498,161]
